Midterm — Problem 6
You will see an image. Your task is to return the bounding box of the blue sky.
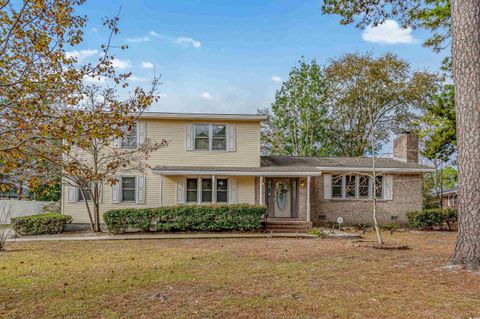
[75,0,447,115]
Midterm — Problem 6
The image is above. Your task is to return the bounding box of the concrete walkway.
[7,231,315,242]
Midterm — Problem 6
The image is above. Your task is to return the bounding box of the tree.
[322,0,480,270]
[424,165,457,208]
[264,59,332,156]
[324,52,438,156]
[0,0,87,153]
[420,84,456,161]
[33,85,167,232]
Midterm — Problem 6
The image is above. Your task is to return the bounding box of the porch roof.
[151,165,322,176]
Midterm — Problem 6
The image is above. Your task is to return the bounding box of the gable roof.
[138,112,267,121]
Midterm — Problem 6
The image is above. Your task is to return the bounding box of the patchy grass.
[0,231,479,318]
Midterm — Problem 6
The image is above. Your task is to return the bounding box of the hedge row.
[11,213,72,236]
[103,204,266,234]
[407,208,457,230]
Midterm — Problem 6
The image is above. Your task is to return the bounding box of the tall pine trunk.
[450,0,480,270]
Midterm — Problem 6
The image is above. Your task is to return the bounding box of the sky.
[74,0,448,118]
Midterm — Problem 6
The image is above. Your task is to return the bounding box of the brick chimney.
[393,132,419,163]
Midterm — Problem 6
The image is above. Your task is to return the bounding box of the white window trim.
[120,176,137,203]
[193,124,227,152]
[185,176,229,204]
[330,175,385,200]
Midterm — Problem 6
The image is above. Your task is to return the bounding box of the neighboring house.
[440,186,458,209]
[61,112,433,231]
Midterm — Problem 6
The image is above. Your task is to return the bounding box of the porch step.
[265,219,312,233]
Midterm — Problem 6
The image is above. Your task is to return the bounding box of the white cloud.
[91,27,98,33]
[200,92,212,100]
[66,49,98,62]
[149,30,162,38]
[83,75,108,84]
[176,37,201,48]
[141,62,155,69]
[127,36,150,43]
[271,76,282,82]
[129,75,146,82]
[111,58,131,70]
[362,19,415,44]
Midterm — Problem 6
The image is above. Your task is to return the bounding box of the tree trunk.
[94,202,101,232]
[450,0,480,270]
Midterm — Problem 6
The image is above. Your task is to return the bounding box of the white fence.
[0,200,56,224]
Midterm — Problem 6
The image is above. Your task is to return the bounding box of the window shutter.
[111,136,121,148]
[323,174,332,199]
[137,120,146,146]
[186,124,193,150]
[136,176,146,204]
[176,176,186,203]
[227,124,236,152]
[67,186,78,202]
[111,177,121,203]
[228,177,238,204]
[384,175,394,200]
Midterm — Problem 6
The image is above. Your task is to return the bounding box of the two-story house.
[62,112,433,231]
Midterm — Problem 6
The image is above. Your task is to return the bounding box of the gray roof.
[261,156,433,171]
[152,156,433,176]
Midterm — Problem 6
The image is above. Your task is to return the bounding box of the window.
[212,125,226,150]
[330,175,384,200]
[216,179,228,203]
[374,176,383,199]
[345,176,356,198]
[186,178,229,203]
[358,176,369,198]
[78,189,92,201]
[121,177,136,202]
[201,179,213,202]
[194,124,210,150]
[186,178,198,203]
[194,124,227,151]
[121,124,137,149]
[332,175,343,198]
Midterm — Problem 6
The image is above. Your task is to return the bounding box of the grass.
[1,231,479,318]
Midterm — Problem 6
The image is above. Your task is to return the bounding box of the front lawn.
[1,231,479,318]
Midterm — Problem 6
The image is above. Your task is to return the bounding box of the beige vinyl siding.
[63,174,257,223]
[62,118,261,223]
[145,119,260,167]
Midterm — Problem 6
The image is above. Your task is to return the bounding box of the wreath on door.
[275,181,289,211]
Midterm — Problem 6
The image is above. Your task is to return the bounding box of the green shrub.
[307,229,328,238]
[103,204,266,234]
[11,213,72,236]
[382,223,400,235]
[407,208,457,230]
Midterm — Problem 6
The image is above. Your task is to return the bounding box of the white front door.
[273,178,291,218]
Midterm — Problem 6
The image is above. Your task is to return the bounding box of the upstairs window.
[121,124,137,149]
[194,124,227,151]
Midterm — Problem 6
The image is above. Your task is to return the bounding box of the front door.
[273,178,292,217]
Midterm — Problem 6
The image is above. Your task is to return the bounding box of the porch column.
[306,176,311,222]
[259,176,264,205]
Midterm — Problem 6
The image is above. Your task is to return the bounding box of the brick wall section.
[311,174,423,226]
